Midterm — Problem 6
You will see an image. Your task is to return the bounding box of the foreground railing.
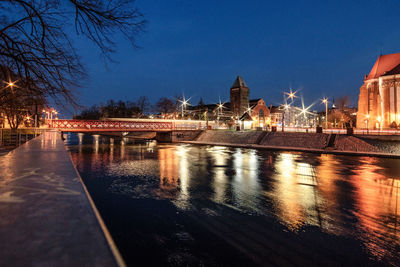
[0,128,44,147]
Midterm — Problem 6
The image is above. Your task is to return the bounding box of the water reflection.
[67,137,400,265]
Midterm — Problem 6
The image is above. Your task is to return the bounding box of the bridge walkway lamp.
[366,114,370,134]
[322,98,328,129]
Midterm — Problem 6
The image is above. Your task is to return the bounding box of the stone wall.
[193,130,391,154]
[260,132,330,149]
[171,130,202,142]
[196,130,265,144]
[334,135,378,152]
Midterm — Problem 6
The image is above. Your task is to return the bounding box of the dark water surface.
[67,135,400,266]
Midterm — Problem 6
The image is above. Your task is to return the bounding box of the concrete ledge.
[182,141,400,158]
[0,131,122,266]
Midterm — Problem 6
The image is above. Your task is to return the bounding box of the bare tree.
[136,96,150,116]
[335,96,351,111]
[156,97,176,114]
[0,67,46,128]
[0,0,145,107]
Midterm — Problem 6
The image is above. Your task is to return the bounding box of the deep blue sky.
[70,0,400,114]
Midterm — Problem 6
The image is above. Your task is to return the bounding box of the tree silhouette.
[0,0,145,107]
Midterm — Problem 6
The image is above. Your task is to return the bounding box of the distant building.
[357,53,400,129]
[190,76,271,129]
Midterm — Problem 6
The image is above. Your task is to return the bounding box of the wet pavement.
[67,135,400,266]
[0,132,118,266]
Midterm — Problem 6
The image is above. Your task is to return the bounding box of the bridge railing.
[50,119,208,131]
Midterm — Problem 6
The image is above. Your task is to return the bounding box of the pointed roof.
[231,75,247,88]
[239,111,252,121]
[366,53,400,80]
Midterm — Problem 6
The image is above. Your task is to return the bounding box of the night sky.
[69,0,400,115]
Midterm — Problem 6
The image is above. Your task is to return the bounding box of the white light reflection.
[209,146,229,203]
[174,145,190,209]
[93,135,100,154]
[232,148,261,211]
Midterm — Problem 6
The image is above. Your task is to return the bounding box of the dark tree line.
[75,96,183,119]
[74,97,150,120]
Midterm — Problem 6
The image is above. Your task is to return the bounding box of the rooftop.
[231,75,247,88]
[366,53,400,80]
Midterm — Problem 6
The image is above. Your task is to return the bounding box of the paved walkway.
[0,131,121,266]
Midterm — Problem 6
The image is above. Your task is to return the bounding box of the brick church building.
[357,53,400,129]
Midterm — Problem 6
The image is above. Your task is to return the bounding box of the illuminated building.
[357,53,400,129]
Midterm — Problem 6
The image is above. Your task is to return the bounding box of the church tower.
[230,75,249,117]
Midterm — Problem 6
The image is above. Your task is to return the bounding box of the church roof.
[382,63,400,76]
[249,98,262,106]
[366,53,400,80]
[231,75,247,88]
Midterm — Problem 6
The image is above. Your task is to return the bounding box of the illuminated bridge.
[50,119,208,132]
[49,119,209,142]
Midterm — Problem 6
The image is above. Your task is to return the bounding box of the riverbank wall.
[184,130,400,158]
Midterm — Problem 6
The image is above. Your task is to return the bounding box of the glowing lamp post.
[181,100,188,118]
[322,98,328,129]
[179,96,190,119]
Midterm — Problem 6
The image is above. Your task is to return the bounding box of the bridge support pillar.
[110,138,114,146]
[156,132,172,143]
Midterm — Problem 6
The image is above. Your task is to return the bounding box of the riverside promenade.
[0,131,122,266]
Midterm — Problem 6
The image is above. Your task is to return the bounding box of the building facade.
[357,53,400,129]
[249,99,271,128]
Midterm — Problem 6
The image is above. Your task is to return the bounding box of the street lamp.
[322,98,328,129]
[366,114,370,134]
[178,96,190,119]
[285,89,298,103]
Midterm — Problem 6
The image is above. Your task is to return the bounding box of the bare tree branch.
[0,0,145,109]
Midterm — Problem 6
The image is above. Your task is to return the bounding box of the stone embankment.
[196,130,265,144]
[260,132,329,149]
[185,130,399,157]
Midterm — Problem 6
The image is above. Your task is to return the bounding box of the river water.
[67,135,400,266]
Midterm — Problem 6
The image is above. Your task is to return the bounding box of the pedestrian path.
[0,131,122,266]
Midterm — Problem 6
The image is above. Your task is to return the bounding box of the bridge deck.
[0,131,121,266]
